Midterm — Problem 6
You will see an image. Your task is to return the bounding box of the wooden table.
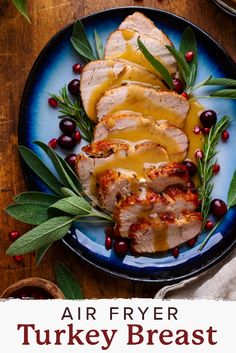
[0,0,235,299]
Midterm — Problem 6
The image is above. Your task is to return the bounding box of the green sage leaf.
[55,262,83,299]
[72,20,93,53]
[19,146,63,196]
[137,38,174,89]
[228,170,236,208]
[14,192,59,205]
[210,89,236,99]
[6,216,73,255]
[94,30,104,59]
[5,203,50,225]
[71,37,97,62]
[35,244,52,266]
[166,45,190,88]
[13,0,31,23]
[179,27,198,86]
[49,196,91,216]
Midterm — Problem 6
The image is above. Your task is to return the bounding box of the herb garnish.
[199,169,236,250]
[55,262,84,299]
[5,142,113,258]
[13,0,30,23]
[50,86,94,143]
[71,20,104,62]
[197,116,230,225]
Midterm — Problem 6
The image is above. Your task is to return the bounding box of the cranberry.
[182,160,197,176]
[172,78,184,94]
[68,79,80,95]
[105,236,112,250]
[74,130,81,143]
[59,118,76,135]
[202,127,211,135]
[18,291,30,299]
[195,149,203,159]
[205,219,214,230]
[57,134,76,150]
[212,163,220,174]
[199,110,217,128]
[13,255,23,263]
[48,97,58,108]
[113,238,129,255]
[9,230,20,241]
[181,92,189,99]
[221,130,229,142]
[193,125,202,134]
[64,154,77,168]
[48,138,57,149]
[73,63,83,74]
[185,51,194,63]
[172,247,179,258]
[187,237,197,247]
[210,199,227,218]
[31,291,46,300]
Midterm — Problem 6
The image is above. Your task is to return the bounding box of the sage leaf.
[6,216,73,255]
[72,20,94,53]
[203,77,236,87]
[71,37,97,62]
[13,0,31,23]
[94,30,104,59]
[55,262,83,299]
[210,89,236,99]
[137,38,174,89]
[166,45,190,88]
[5,203,50,225]
[35,244,52,266]
[179,27,198,86]
[14,192,59,205]
[49,196,92,216]
[19,146,63,196]
[35,141,82,195]
[228,170,236,208]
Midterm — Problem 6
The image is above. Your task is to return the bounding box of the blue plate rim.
[18,6,236,283]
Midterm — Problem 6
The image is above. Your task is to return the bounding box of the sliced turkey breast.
[96,84,190,128]
[80,59,165,121]
[145,163,190,192]
[129,212,202,253]
[105,29,177,77]
[114,185,199,237]
[119,12,172,46]
[94,112,189,162]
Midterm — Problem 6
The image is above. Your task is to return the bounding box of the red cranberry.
[205,219,214,230]
[9,230,20,241]
[172,247,179,258]
[113,238,129,255]
[68,79,80,95]
[48,138,57,149]
[172,78,184,94]
[59,118,76,135]
[195,149,203,159]
[199,110,217,128]
[181,92,189,99]
[64,154,77,168]
[18,291,30,299]
[13,255,23,263]
[212,163,220,174]
[57,134,76,150]
[105,236,112,250]
[221,130,229,142]
[193,125,202,134]
[182,160,197,176]
[73,63,83,74]
[185,51,194,63]
[187,237,197,247]
[74,130,81,143]
[202,127,211,135]
[48,97,58,108]
[210,199,227,218]
[31,291,46,300]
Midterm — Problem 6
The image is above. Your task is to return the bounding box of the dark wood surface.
[0,0,235,299]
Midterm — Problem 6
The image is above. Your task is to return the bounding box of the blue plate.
[19,7,236,283]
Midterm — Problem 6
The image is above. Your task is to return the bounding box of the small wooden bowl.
[0,277,65,299]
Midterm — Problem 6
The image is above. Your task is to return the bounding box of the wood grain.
[0,0,235,299]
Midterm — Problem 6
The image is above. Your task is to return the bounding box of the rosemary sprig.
[50,86,94,143]
[197,116,230,225]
